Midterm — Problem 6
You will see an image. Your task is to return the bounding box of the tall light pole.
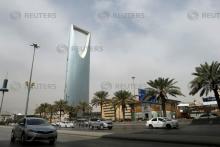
[131,76,136,121]
[25,43,39,116]
[131,76,136,96]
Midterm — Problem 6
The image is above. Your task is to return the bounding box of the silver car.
[11,117,57,145]
[89,118,113,130]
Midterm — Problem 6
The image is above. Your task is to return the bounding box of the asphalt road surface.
[0,127,215,147]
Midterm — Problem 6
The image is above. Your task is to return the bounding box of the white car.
[196,113,219,119]
[56,121,74,128]
[146,117,179,129]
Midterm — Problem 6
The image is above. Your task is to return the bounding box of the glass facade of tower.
[65,25,90,106]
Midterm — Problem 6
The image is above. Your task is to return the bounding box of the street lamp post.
[131,76,136,121]
[24,43,39,116]
[131,76,136,96]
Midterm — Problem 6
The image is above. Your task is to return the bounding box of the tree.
[35,106,43,117]
[147,77,184,117]
[66,105,78,121]
[114,90,134,121]
[189,61,220,110]
[91,91,108,117]
[54,100,68,122]
[77,101,92,116]
[36,103,49,118]
[109,97,119,121]
[46,104,56,123]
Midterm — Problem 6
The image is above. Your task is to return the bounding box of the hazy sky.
[0,0,220,114]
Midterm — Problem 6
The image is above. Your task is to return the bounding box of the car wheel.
[21,133,26,144]
[149,124,153,129]
[10,131,16,143]
[108,126,112,130]
[49,139,56,145]
[166,124,171,129]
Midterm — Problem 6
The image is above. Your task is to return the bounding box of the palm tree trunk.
[114,107,117,121]
[50,112,52,123]
[122,106,125,121]
[101,101,103,118]
[213,89,220,110]
[161,98,166,117]
[59,110,62,122]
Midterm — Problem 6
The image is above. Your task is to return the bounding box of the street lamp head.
[131,76,136,80]
[30,43,40,48]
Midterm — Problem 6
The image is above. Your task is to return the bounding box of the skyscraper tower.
[65,25,90,106]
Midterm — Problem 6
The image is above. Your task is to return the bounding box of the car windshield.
[27,119,48,125]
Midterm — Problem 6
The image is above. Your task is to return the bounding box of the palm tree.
[91,91,108,117]
[110,97,119,121]
[66,105,78,121]
[37,103,49,118]
[54,100,68,122]
[77,101,92,116]
[35,106,44,117]
[114,90,134,121]
[189,61,220,110]
[46,104,56,123]
[147,77,184,117]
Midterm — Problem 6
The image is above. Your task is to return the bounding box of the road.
[0,127,215,147]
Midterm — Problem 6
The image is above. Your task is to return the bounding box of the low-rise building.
[102,99,180,121]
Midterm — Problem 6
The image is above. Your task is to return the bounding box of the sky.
[0,0,220,114]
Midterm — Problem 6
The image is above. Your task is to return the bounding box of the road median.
[58,129,112,137]
[58,129,220,146]
[102,133,220,146]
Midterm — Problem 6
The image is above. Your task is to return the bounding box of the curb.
[58,130,112,137]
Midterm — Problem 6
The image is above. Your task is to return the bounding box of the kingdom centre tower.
[65,25,90,106]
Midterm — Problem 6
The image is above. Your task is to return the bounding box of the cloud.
[0,0,219,113]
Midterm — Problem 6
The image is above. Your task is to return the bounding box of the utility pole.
[0,74,9,115]
[131,76,136,96]
[25,43,39,116]
[131,76,136,121]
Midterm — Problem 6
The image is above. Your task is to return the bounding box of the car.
[77,119,89,128]
[64,121,75,128]
[146,117,179,129]
[11,117,57,145]
[56,121,75,128]
[88,118,113,130]
[196,113,219,119]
